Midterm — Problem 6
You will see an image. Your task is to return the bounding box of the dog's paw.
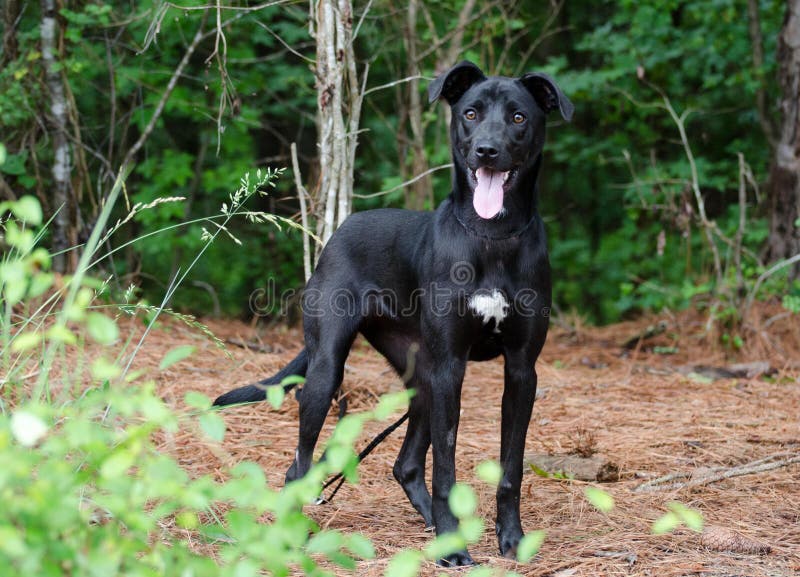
[284,461,299,484]
[500,543,518,560]
[437,550,475,567]
[497,528,523,560]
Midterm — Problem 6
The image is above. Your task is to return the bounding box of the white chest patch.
[468,289,509,331]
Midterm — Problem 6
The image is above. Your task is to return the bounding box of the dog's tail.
[213,348,309,406]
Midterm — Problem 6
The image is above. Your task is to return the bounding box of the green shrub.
[0,183,520,576]
[0,183,389,575]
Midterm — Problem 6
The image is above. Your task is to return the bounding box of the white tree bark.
[312,0,364,255]
[41,0,74,272]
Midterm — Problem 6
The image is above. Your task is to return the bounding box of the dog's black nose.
[475,143,499,161]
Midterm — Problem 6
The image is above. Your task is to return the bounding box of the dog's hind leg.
[285,319,359,484]
[360,326,435,526]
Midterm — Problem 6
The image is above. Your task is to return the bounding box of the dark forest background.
[2,0,798,326]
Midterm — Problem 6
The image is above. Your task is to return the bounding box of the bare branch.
[253,19,315,63]
[745,253,800,317]
[291,142,313,283]
[353,164,453,198]
[735,153,748,293]
[161,0,292,13]
[511,1,566,76]
[443,0,477,66]
[362,74,430,97]
[122,14,208,170]
[417,0,495,62]
[629,77,724,288]
[635,452,800,493]
[142,2,170,52]
[206,0,226,68]
[206,0,236,155]
[352,0,374,40]
[660,94,723,287]
[608,85,666,112]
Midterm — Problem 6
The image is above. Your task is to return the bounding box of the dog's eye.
[464,109,477,121]
[513,112,526,124]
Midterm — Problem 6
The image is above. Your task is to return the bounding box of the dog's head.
[429,61,573,220]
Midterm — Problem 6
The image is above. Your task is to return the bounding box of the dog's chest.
[467,289,509,332]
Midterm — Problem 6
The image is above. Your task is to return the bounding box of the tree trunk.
[312,0,364,255]
[768,0,800,280]
[41,0,76,272]
[746,0,776,146]
[3,0,21,64]
[402,0,432,211]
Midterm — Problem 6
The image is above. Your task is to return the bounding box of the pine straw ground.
[142,307,800,577]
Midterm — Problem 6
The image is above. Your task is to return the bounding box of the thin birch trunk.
[312,0,363,257]
[41,0,75,272]
[292,143,313,282]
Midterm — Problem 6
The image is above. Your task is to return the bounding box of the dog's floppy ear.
[428,61,486,105]
[520,72,574,122]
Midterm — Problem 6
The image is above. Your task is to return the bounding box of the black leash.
[317,411,409,504]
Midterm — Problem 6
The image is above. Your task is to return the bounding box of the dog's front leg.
[429,355,475,566]
[496,347,539,559]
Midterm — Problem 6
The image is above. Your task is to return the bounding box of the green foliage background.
[0,0,786,323]
[0,3,786,572]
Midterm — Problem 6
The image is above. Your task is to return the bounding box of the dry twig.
[634,452,800,493]
[291,142,313,282]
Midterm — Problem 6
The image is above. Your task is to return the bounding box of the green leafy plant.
[1,180,533,577]
[0,380,405,576]
[383,459,528,575]
[652,502,704,535]
[516,530,547,563]
[783,293,800,314]
[584,486,615,513]
[529,463,574,481]
[0,173,387,576]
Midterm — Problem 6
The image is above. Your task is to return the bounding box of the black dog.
[215,61,572,566]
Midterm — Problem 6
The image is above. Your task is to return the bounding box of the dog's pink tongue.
[473,167,506,219]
